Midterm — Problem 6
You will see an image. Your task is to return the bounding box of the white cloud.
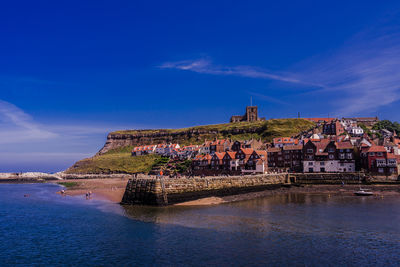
[294,29,400,116]
[159,58,316,86]
[0,100,57,143]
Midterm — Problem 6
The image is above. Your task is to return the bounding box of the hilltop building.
[230,106,266,123]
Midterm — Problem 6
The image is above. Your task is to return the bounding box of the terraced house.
[302,140,355,173]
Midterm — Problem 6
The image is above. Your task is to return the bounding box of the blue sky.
[1,0,400,172]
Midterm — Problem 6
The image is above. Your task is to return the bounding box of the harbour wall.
[121,172,400,206]
[121,174,288,205]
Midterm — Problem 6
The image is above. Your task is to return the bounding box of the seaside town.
[131,106,400,178]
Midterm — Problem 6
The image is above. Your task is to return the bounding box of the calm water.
[1,184,400,266]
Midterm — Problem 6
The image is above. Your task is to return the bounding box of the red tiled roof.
[367,146,386,153]
[241,148,254,155]
[335,141,353,149]
[225,151,237,159]
[283,145,303,150]
[387,153,396,159]
[304,118,336,123]
[213,152,225,160]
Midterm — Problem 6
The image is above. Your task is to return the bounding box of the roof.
[366,146,386,153]
[225,151,237,159]
[211,139,229,146]
[203,154,212,160]
[387,153,397,159]
[283,145,303,150]
[335,141,353,149]
[344,117,378,121]
[304,118,336,123]
[254,150,268,157]
[273,137,298,144]
[241,148,254,155]
[267,147,281,153]
[213,152,225,160]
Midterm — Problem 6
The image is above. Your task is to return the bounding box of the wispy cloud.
[160,16,400,117]
[0,100,57,143]
[294,25,400,116]
[159,58,315,86]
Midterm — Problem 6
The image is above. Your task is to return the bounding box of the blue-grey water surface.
[1,183,400,266]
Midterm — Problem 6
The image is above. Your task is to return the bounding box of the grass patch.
[112,119,314,143]
[65,153,161,174]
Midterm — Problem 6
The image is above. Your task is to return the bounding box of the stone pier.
[121,174,288,206]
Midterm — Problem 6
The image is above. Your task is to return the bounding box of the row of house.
[192,148,268,175]
[132,143,184,156]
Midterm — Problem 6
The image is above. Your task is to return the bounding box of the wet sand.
[55,178,129,203]
[175,184,400,206]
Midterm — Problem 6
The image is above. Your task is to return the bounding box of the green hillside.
[113,119,314,143]
[66,119,314,174]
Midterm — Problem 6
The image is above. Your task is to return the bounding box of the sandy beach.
[55,178,130,203]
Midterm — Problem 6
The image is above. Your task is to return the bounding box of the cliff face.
[98,128,260,154]
[97,119,315,154]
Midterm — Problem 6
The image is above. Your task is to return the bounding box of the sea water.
[1,183,400,266]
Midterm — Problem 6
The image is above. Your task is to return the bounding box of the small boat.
[354,188,373,196]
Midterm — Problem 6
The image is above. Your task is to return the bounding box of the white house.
[350,127,364,136]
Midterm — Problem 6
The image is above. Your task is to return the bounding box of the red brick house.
[267,147,283,168]
[273,137,299,148]
[210,139,231,154]
[360,145,398,175]
[323,120,345,136]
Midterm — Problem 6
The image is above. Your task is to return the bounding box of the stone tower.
[246,106,258,122]
[230,106,265,123]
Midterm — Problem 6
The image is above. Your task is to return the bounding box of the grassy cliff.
[65,148,161,174]
[67,119,314,174]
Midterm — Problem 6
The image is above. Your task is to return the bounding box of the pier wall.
[121,174,288,205]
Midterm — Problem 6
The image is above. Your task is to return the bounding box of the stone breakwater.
[121,174,288,205]
[0,172,61,183]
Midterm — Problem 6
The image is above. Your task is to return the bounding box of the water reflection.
[122,192,400,240]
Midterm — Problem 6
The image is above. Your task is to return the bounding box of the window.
[340,163,344,167]
[308,162,313,166]
[320,162,325,166]
[346,153,352,159]
[377,152,383,156]
[307,149,313,153]
[369,152,375,156]
[329,154,334,159]
[339,153,345,159]
[328,148,335,152]
[378,168,384,173]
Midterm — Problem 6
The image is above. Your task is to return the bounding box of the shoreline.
[175,184,400,206]
[53,178,130,203]
[2,177,400,205]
